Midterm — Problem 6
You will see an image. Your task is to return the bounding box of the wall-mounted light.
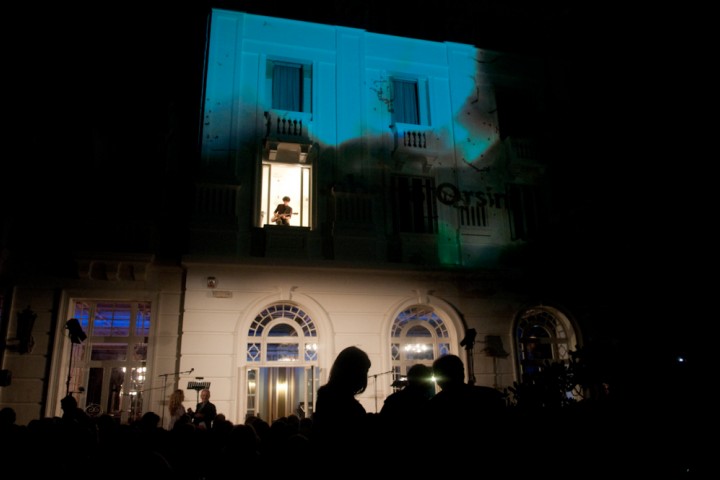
[207,277,217,289]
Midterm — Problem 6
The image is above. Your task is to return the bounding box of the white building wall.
[179,260,520,422]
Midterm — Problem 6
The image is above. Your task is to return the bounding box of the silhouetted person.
[426,354,507,470]
[312,346,375,462]
[379,363,434,467]
[380,363,434,428]
[207,423,261,479]
[59,394,97,469]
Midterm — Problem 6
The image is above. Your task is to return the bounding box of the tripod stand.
[64,318,87,397]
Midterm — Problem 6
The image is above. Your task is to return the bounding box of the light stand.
[461,328,477,385]
[65,319,87,397]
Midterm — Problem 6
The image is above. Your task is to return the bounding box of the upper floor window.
[391,175,438,234]
[507,183,547,241]
[391,77,429,126]
[269,60,312,113]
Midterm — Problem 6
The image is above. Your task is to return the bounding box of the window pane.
[267,343,299,362]
[269,323,298,337]
[132,343,147,361]
[86,367,104,409]
[273,63,302,111]
[91,343,128,361]
[107,368,125,416]
[94,303,131,337]
[247,343,261,362]
[403,343,434,361]
[135,303,151,336]
[392,79,419,124]
[304,343,318,361]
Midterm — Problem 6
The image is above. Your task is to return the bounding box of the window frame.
[391,76,430,126]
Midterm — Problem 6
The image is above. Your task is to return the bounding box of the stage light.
[66,318,87,344]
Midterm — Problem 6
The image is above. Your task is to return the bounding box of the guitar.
[271,212,292,223]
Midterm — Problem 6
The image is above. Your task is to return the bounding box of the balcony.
[390,123,439,154]
[264,110,312,144]
[389,123,442,173]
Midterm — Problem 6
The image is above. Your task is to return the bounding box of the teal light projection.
[203,10,499,165]
[202,10,525,267]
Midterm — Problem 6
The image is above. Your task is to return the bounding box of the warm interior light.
[404,343,429,353]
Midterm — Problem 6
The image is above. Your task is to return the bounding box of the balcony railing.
[390,123,438,154]
[264,110,313,143]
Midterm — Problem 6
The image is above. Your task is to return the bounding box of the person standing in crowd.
[190,388,217,429]
[380,363,434,428]
[426,353,507,472]
[168,389,188,430]
[312,346,377,461]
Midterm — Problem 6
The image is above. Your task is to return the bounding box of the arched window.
[245,303,319,422]
[390,305,450,387]
[247,303,317,362]
[515,306,578,379]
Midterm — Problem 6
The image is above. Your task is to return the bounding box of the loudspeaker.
[0,369,11,387]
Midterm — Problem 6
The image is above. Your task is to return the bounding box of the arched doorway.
[244,303,319,423]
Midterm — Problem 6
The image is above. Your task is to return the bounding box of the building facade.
[1,9,585,427]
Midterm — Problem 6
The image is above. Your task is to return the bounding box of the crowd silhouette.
[0,349,697,477]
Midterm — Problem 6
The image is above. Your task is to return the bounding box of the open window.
[259,159,311,227]
[260,59,314,228]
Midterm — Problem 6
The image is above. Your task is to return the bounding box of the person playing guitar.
[272,196,293,225]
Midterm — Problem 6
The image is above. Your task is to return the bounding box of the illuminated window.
[67,300,150,422]
[260,161,311,228]
[245,303,319,423]
[390,305,449,389]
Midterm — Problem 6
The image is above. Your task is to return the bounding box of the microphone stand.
[368,370,393,412]
[159,368,194,424]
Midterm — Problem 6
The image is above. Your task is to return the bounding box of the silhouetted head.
[328,346,371,395]
[0,406,16,425]
[61,394,78,411]
[432,354,466,390]
[406,364,431,386]
[406,363,435,398]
